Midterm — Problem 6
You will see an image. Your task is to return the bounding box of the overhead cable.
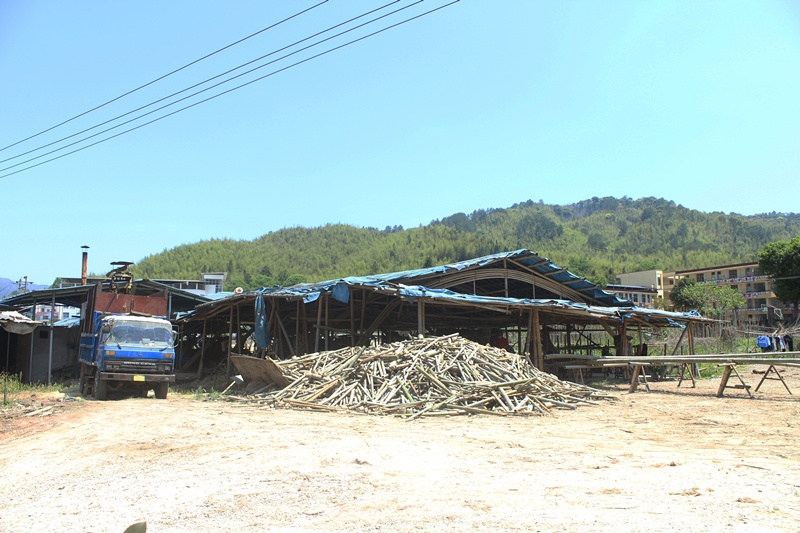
[0,0,329,154]
[0,0,403,166]
[0,1,459,179]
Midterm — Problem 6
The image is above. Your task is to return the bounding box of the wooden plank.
[231,354,290,388]
[532,309,543,370]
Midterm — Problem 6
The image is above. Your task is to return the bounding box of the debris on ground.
[224,334,614,418]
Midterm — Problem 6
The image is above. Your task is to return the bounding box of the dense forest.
[131,196,800,290]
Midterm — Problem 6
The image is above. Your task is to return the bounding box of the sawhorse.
[716,363,753,398]
[676,363,696,388]
[754,365,793,394]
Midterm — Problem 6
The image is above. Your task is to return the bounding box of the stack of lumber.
[227,334,613,418]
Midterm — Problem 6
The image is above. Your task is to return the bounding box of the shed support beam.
[48,292,55,385]
[314,295,324,353]
[417,300,425,337]
[198,319,206,379]
[29,297,36,383]
[226,307,233,376]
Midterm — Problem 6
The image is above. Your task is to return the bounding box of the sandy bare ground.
[1,367,799,533]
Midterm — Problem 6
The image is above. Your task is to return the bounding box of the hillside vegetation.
[131,196,800,290]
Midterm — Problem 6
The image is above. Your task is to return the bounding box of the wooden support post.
[617,323,627,356]
[198,319,206,379]
[417,300,425,337]
[360,289,366,332]
[687,323,698,376]
[295,300,301,354]
[504,259,509,298]
[314,295,324,353]
[324,293,330,351]
[236,303,241,352]
[302,300,308,355]
[524,310,533,360]
[637,325,643,356]
[532,309,543,370]
[227,307,233,376]
[350,292,355,347]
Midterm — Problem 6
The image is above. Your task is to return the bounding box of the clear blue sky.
[1,0,799,285]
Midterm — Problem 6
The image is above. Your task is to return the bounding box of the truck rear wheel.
[94,379,108,401]
[154,382,168,400]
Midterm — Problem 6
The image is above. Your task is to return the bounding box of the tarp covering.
[253,249,630,308]
[180,250,709,329]
[254,293,269,350]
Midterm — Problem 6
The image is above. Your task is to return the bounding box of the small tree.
[759,237,800,318]
[653,296,670,310]
[683,284,746,319]
[669,277,700,310]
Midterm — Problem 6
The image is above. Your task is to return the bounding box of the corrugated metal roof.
[0,310,41,334]
[260,249,629,307]
[0,279,211,313]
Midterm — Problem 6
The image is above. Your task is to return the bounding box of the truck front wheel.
[94,379,108,401]
[154,382,168,400]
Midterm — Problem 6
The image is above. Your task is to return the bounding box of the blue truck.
[78,285,176,400]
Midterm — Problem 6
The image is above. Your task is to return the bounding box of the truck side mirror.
[102,324,111,334]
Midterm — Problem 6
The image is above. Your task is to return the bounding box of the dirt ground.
[1,366,799,533]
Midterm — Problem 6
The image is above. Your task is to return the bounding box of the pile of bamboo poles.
[228,334,613,418]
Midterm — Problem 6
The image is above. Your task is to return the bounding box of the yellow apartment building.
[618,262,789,323]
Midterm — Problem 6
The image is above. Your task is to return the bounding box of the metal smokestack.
[81,245,90,286]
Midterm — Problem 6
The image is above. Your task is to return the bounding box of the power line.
[0,0,329,154]
[0,1,460,179]
[0,0,420,173]
[0,0,403,166]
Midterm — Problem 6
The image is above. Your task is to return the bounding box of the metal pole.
[48,292,55,385]
[29,298,36,383]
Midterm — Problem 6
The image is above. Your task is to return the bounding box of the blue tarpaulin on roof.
[255,249,629,307]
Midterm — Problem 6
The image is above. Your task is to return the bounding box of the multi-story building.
[618,262,789,324]
[616,269,666,300]
[666,262,787,323]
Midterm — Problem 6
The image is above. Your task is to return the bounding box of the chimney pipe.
[81,245,90,286]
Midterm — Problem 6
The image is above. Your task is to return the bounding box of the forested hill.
[131,196,800,290]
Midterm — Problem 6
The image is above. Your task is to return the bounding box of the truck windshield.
[106,320,173,348]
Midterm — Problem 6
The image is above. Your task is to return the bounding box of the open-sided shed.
[177,251,708,377]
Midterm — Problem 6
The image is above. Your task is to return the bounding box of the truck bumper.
[98,372,175,383]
